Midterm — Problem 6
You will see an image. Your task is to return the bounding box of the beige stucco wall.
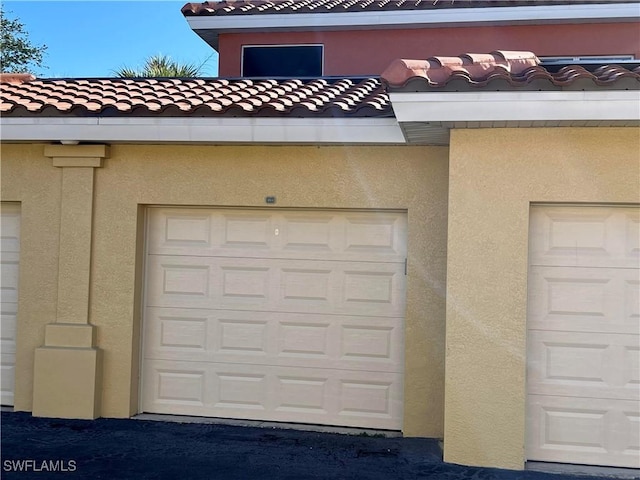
[0,144,62,412]
[444,127,640,469]
[0,143,449,438]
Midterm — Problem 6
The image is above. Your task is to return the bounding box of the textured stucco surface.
[443,127,640,470]
[3,129,637,467]
[55,167,94,324]
[0,144,449,438]
[1,144,62,412]
[32,347,102,419]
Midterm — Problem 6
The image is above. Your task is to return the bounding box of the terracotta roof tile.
[381,51,640,90]
[0,77,392,118]
[182,0,621,16]
[2,53,638,118]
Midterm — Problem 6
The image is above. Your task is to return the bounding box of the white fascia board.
[186,3,640,34]
[389,91,640,123]
[0,117,405,144]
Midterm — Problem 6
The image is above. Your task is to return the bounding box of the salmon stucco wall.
[218,22,640,76]
[443,127,640,470]
[0,144,449,438]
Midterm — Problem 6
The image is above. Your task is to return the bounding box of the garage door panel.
[279,214,333,253]
[222,213,273,250]
[1,312,17,355]
[0,209,20,253]
[625,212,640,260]
[527,395,640,468]
[528,266,638,334]
[529,206,639,268]
[281,267,332,303]
[626,278,640,323]
[147,208,407,262]
[0,355,15,406]
[0,254,20,305]
[144,307,403,373]
[146,256,406,317]
[528,331,639,400]
[342,212,406,256]
[527,205,640,468]
[142,360,403,429]
[0,203,19,407]
[143,207,406,429]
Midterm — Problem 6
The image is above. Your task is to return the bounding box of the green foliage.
[114,54,203,78]
[0,9,47,73]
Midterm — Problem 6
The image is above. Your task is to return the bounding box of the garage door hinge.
[404,258,407,275]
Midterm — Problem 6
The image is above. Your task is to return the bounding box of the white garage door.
[526,205,639,468]
[1,203,20,406]
[142,207,406,430]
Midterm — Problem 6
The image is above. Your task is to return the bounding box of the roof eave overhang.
[2,91,638,146]
[388,90,640,144]
[0,117,406,145]
[185,3,640,51]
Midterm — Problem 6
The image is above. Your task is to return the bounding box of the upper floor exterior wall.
[217,22,640,77]
[183,0,640,77]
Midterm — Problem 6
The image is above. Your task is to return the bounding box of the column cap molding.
[44,144,109,167]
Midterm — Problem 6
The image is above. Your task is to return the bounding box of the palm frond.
[113,54,202,78]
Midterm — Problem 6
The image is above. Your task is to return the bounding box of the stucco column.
[32,144,109,419]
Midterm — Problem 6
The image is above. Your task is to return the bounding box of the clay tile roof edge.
[381,51,540,87]
[0,76,395,118]
[181,0,637,16]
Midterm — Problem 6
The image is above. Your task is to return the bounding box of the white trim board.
[389,91,640,123]
[187,3,640,48]
[0,117,405,145]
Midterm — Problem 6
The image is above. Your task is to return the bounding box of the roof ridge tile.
[381,51,639,90]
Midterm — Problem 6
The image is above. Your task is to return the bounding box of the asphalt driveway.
[0,412,628,479]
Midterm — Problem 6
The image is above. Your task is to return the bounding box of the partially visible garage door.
[1,203,20,406]
[526,205,639,468]
[142,207,407,430]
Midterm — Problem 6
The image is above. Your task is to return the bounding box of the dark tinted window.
[242,45,323,77]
